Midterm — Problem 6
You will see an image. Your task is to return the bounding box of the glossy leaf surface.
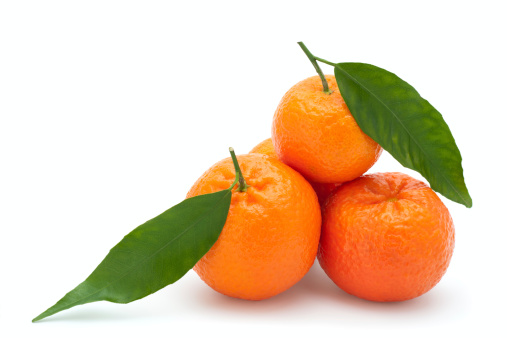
[334,63,472,207]
[33,190,231,322]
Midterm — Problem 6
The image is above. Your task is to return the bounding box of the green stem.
[314,56,337,67]
[228,147,250,192]
[297,41,333,94]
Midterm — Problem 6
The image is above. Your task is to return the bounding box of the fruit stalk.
[228,147,250,192]
[297,41,333,94]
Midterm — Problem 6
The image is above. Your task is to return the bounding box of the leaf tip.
[32,313,45,323]
[31,304,60,323]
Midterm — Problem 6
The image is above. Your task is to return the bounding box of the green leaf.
[33,190,231,322]
[334,63,472,208]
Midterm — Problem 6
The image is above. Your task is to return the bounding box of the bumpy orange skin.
[249,138,340,205]
[272,75,382,183]
[187,153,321,300]
[318,172,455,302]
[249,138,277,160]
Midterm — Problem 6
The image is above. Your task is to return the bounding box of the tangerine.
[249,138,276,159]
[272,75,382,183]
[187,153,321,300]
[318,172,455,302]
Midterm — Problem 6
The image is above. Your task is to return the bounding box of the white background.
[1,1,506,337]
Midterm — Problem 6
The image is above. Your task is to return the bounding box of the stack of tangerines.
[187,75,454,303]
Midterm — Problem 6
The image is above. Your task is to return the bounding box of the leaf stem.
[228,147,250,192]
[314,56,337,67]
[297,41,333,94]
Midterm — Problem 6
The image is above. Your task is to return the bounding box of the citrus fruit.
[249,138,340,205]
[187,153,321,300]
[318,172,455,302]
[272,75,382,183]
[249,138,276,159]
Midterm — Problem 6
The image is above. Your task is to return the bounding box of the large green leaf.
[33,190,231,322]
[334,63,472,207]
